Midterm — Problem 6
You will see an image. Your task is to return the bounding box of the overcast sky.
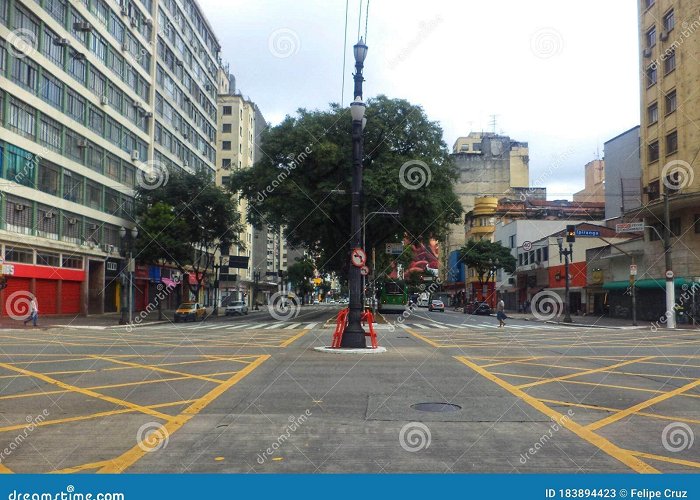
[198,0,640,199]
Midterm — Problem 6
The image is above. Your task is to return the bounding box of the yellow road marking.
[402,326,441,347]
[517,356,656,389]
[0,400,194,434]
[279,328,310,347]
[539,398,700,426]
[0,362,173,422]
[88,355,223,383]
[51,461,113,474]
[481,356,543,368]
[627,450,700,469]
[0,463,12,473]
[98,354,270,473]
[587,377,700,431]
[454,356,659,474]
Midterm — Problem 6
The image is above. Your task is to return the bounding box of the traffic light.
[566,225,576,243]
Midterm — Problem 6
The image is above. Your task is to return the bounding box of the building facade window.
[648,140,659,162]
[666,130,678,155]
[63,171,83,203]
[665,89,677,115]
[646,26,656,48]
[223,106,232,115]
[8,98,36,139]
[39,115,62,153]
[223,141,231,150]
[663,9,675,32]
[4,246,33,264]
[5,197,33,235]
[648,102,658,124]
[664,49,676,74]
[646,65,657,87]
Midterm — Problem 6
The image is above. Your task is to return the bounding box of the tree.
[134,167,244,300]
[287,257,315,303]
[231,95,463,277]
[459,239,517,291]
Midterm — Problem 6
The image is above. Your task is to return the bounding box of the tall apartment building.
[638,0,700,286]
[604,126,641,219]
[0,0,219,316]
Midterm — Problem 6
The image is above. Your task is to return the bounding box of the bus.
[378,280,409,313]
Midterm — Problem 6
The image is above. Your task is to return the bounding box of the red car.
[428,300,445,312]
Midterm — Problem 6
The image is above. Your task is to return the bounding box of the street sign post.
[522,241,532,252]
[630,264,638,276]
[385,243,403,255]
[351,248,367,268]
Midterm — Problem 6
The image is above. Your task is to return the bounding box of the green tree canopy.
[134,167,244,298]
[287,257,316,300]
[231,95,463,277]
[459,239,517,286]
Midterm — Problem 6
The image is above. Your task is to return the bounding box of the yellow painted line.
[539,398,700,426]
[402,326,442,348]
[454,356,659,474]
[0,400,194,434]
[517,356,656,389]
[0,362,173,422]
[279,328,309,347]
[0,463,12,473]
[481,356,543,368]
[627,450,700,469]
[88,355,223,384]
[587,377,700,431]
[536,377,700,400]
[98,354,270,473]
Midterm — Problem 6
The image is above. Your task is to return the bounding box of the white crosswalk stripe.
[154,322,320,331]
[304,323,318,330]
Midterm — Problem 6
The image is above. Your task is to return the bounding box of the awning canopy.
[161,277,179,288]
[603,277,693,290]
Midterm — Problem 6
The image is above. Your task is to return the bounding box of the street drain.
[411,402,462,413]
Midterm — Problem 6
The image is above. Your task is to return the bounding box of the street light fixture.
[118,226,138,325]
[342,38,369,348]
[556,235,573,323]
[213,258,222,316]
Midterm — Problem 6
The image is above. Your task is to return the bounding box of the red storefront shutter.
[35,279,58,315]
[2,278,31,317]
[62,281,81,314]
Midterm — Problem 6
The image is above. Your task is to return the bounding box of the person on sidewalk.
[496,296,507,328]
[23,298,39,327]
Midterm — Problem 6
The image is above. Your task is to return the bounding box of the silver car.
[225,301,248,316]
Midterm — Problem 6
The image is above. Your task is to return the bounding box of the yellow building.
[637,0,700,283]
[464,196,499,301]
[573,159,605,204]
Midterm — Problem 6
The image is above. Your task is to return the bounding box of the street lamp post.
[557,236,573,323]
[252,270,260,310]
[119,226,138,325]
[213,259,221,316]
[342,38,369,348]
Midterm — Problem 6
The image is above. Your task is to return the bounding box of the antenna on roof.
[489,114,498,134]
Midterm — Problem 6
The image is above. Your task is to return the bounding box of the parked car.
[465,301,492,315]
[174,302,206,322]
[428,300,445,312]
[225,301,248,316]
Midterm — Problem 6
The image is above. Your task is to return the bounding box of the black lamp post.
[253,270,260,310]
[213,259,221,316]
[556,236,573,323]
[118,226,138,325]
[342,37,368,348]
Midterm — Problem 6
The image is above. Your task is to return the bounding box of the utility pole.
[664,192,676,329]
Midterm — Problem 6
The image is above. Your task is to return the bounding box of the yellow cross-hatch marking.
[454,355,659,474]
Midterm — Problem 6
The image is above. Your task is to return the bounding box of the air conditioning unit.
[205,84,212,91]
[183,160,189,168]
[15,204,25,212]
[130,18,138,28]
[143,112,153,118]
[660,30,669,41]
[88,224,98,231]
[131,150,140,162]
[145,18,153,27]
[121,43,129,52]
[73,22,92,32]
[643,48,652,58]
[53,37,71,47]
[77,138,89,148]
[72,51,86,60]
[44,211,55,219]
[102,244,110,253]
[100,95,109,105]
[121,6,128,16]
[176,59,184,67]
[67,218,77,225]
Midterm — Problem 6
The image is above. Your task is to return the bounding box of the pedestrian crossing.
[138,322,319,331]
[401,322,570,331]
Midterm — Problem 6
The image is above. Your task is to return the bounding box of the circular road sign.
[666,270,674,279]
[523,241,533,252]
[351,248,367,268]
[360,266,370,276]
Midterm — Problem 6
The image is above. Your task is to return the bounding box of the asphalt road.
[0,306,699,474]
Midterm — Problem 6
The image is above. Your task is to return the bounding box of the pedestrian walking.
[23,297,38,327]
[496,296,507,328]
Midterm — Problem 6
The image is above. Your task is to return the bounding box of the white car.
[225,301,248,316]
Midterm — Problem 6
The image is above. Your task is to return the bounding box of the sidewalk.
[506,311,699,330]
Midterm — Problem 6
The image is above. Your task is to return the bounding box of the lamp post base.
[563,315,573,323]
[340,322,367,348]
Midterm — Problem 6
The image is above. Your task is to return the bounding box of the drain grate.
[411,402,462,413]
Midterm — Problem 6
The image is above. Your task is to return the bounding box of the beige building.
[573,159,605,204]
[0,0,219,315]
[637,0,700,285]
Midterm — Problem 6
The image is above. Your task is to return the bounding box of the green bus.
[378,280,409,313]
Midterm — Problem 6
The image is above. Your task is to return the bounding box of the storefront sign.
[575,229,600,237]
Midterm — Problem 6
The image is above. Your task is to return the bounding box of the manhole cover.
[411,402,462,413]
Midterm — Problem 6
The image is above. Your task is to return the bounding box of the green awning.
[603,277,692,290]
